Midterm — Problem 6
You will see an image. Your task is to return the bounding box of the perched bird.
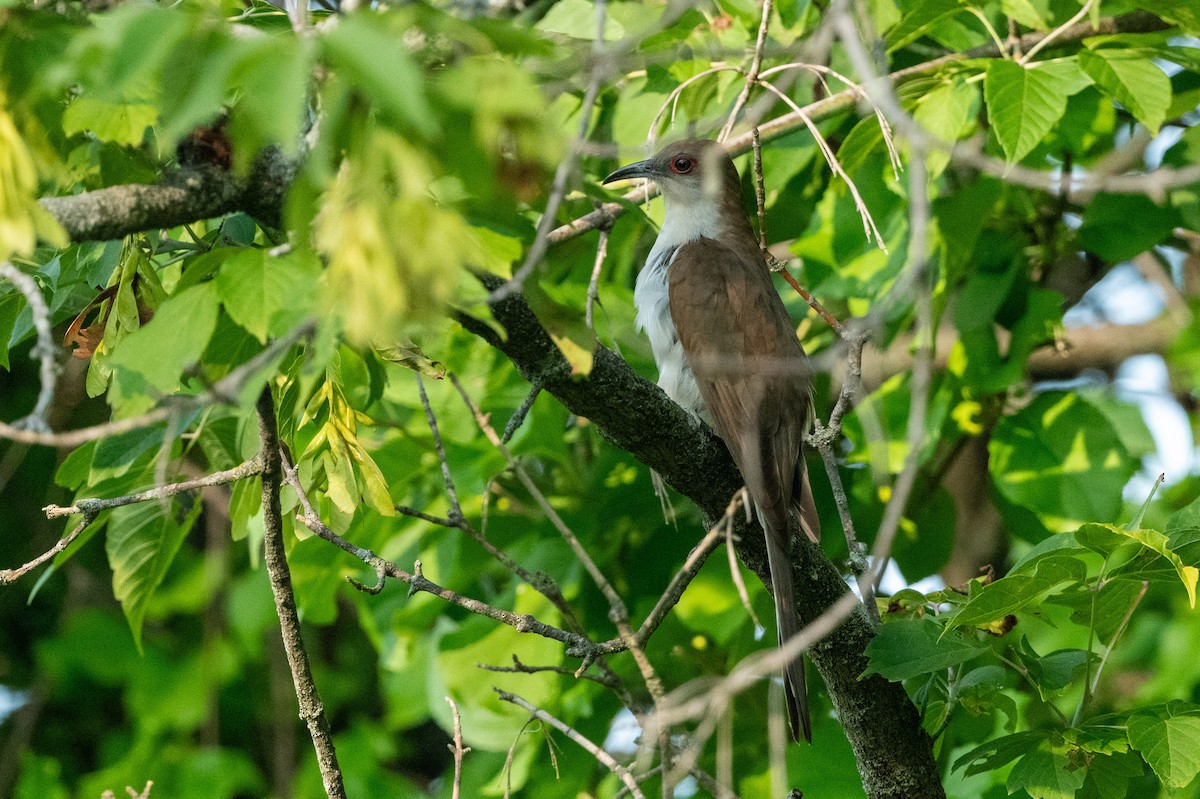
[604,138,820,743]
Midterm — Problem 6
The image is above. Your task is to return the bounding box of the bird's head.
[603,139,739,206]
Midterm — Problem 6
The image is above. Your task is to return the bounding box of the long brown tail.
[765,521,811,743]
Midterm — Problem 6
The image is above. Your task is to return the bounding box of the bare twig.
[496,689,646,799]
[718,0,775,142]
[445,697,470,799]
[256,388,347,799]
[586,227,611,334]
[1019,0,1095,64]
[0,512,97,586]
[447,372,676,787]
[503,384,542,444]
[42,459,262,519]
[0,262,58,432]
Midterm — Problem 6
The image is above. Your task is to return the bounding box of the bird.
[604,138,821,743]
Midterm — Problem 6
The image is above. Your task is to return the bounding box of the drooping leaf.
[105,497,202,650]
[984,59,1069,165]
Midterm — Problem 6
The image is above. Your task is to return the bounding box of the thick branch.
[457,272,941,799]
[256,388,347,799]
[39,149,293,242]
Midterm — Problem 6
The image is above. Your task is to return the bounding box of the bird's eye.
[670,156,694,174]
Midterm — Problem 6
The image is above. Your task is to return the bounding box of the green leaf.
[1028,59,1094,97]
[989,392,1138,533]
[1078,193,1181,262]
[955,730,1050,775]
[1001,0,1050,30]
[105,497,202,650]
[984,59,1069,165]
[227,34,312,167]
[62,97,157,147]
[1132,1,1200,34]
[1080,751,1145,799]
[1007,748,1087,799]
[886,0,964,52]
[1078,49,1171,133]
[322,15,436,138]
[911,78,978,177]
[1127,701,1200,789]
[536,0,625,40]
[109,282,220,408]
[862,617,988,680]
[947,555,1087,629]
[215,248,320,344]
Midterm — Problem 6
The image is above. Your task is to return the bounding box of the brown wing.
[667,237,818,742]
[666,239,813,539]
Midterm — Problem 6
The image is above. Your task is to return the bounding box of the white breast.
[634,196,722,422]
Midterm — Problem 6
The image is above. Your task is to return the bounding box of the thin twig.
[496,689,646,799]
[0,512,97,586]
[830,6,936,612]
[0,262,59,432]
[42,459,262,518]
[445,697,470,799]
[718,0,775,142]
[586,227,611,334]
[447,372,676,785]
[503,384,542,444]
[1019,0,1095,64]
[415,373,464,522]
[256,388,347,799]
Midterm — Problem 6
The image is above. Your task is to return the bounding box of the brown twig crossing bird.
[604,138,821,743]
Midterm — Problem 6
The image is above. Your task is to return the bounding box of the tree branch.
[256,387,347,799]
[38,149,294,242]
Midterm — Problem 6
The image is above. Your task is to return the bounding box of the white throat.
[633,194,724,421]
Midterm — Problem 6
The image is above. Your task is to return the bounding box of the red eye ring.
[670,156,694,174]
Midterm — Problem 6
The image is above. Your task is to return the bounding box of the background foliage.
[1,0,1199,797]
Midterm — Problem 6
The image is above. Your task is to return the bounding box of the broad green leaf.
[955,730,1050,776]
[62,97,157,146]
[1128,702,1200,789]
[1080,751,1146,799]
[1001,0,1050,30]
[989,392,1137,533]
[215,248,320,343]
[105,497,202,650]
[109,282,220,398]
[984,59,1068,165]
[1028,58,1094,97]
[1078,49,1171,133]
[321,15,436,137]
[886,0,963,52]
[1078,193,1181,262]
[1007,748,1086,799]
[947,555,1086,629]
[862,617,988,680]
[536,0,625,40]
